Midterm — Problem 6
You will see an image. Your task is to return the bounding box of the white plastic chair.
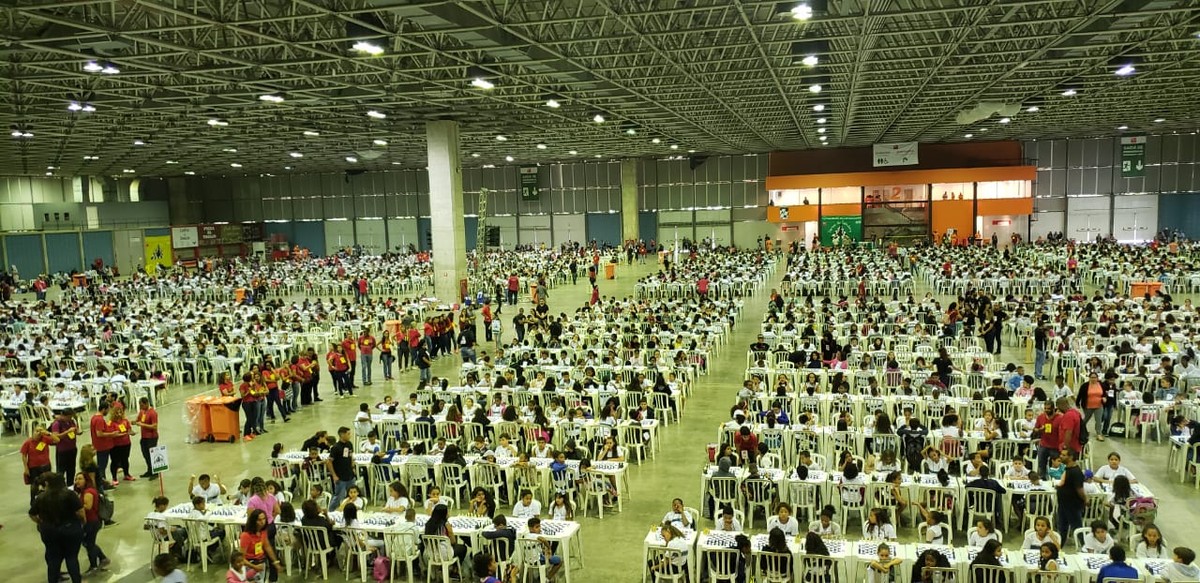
[422,534,457,583]
[705,547,741,583]
[181,517,224,573]
[383,531,420,583]
[298,525,334,580]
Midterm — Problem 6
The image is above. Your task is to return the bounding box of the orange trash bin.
[605,263,616,280]
[205,396,241,443]
[186,396,212,442]
[530,283,539,303]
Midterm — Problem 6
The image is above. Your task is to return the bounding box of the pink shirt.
[246,493,278,523]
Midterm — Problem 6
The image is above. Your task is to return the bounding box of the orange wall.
[932,199,975,239]
[767,205,819,223]
[978,198,1033,216]
[766,166,1036,190]
[821,203,861,217]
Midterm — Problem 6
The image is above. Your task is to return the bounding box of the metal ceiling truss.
[0,0,1196,178]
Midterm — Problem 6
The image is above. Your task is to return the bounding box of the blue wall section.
[46,233,82,274]
[1158,194,1200,239]
[417,218,432,251]
[82,232,114,269]
[6,234,45,277]
[639,211,658,243]
[292,222,325,256]
[586,213,622,246]
[144,227,170,237]
[464,217,478,251]
[263,223,295,245]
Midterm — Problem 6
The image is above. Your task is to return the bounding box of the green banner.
[820,215,862,246]
[1120,136,1146,178]
[519,166,540,200]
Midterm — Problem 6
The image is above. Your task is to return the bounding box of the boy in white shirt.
[1093,452,1138,483]
[1082,520,1115,554]
[188,473,226,505]
[512,490,542,519]
[402,393,423,417]
[530,436,553,459]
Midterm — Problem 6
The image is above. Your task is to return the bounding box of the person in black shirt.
[1055,449,1086,543]
[749,335,769,354]
[301,430,330,452]
[325,427,356,512]
[29,472,85,583]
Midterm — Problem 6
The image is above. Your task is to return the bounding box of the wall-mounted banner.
[519,166,540,200]
[820,215,862,246]
[171,226,199,249]
[872,142,919,167]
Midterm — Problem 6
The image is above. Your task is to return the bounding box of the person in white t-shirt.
[661,498,693,530]
[381,481,410,514]
[1082,520,1116,554]
[766,503,800,537]
[968,518,1001,547]
[1093,452,1138,483]
[809,506,842,537]
[188,473,226,505]
[512,490,542,519]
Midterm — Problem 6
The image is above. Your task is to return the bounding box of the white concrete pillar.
[620,159,639,242]
[426,121,468,303]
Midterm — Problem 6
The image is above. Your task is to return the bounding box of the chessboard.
[965,548,1008,565]
[704,532,738,548]
[916,545,955,562]
[1084,556,1112,570]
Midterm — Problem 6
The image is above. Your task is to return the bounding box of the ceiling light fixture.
[10,128,33,138]
[285,166,293,170]
[651,138,661,144]
[83,61,103,72]
[471,153,480,158]
[965,133,974,138]
[366,110,386,119]
[1061,89,1077,97]
[258,94,284,103]
[812,104,825,112]
[122,168,136,173]
[184,171,196,175]
[505,156,514,162]
[802,55,819,67]
[808,84,822,93]
[819,136,827,142]
[373,139,388,146]
[1026,106,1040,112]
[536,143,547,149]
[289,152,303,158]
[345,156,358,163]
[593,154,602,158]
[791,3,813,20]
[495,135,507,141]
[133,140,145,146]
[166,160,177,164]
[83,155,99,160]
[817,127,826,133]
[1154,118,1166,123]
[207,118,229,127]
[687,149,695,153]
[84,60,119,74]
[351,40,384,55]
[670,144,679,150]
[999,117,1011,124]
[470,77,495,90]
[545,98,561,108]
[1117,125,1128,130]
[303,130,320,137]
[1114,64,1136,76]
[568,150,578,155]
[817,118,827,124]
[230,163,243,168]
[482,164,496,168]
[222,148,238,153]
[592,113,606,123]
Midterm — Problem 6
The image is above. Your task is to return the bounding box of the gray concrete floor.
[1,256,1195,582]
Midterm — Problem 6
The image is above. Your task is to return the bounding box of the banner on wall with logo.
[820,216,862,247]
[519,166,540,200]
[143,235,174,273]
[872,142,919,167]
[171,226,199,249]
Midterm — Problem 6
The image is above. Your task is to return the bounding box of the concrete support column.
[166,177,191,225]
[426,120,468,303]
[620,159,639,242]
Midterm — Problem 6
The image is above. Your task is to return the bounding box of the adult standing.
[1076,372,1108,443]
[482,301,494,342]
[507,273,519,306]
[22,424,58,505]
[74,472,108,574]
[326,426,356,511]
[379,331,395,381]
[306,347,323,403]
[29,472,85,583]
[406,324,421,372]
[1056,397,1083,459]
[88,403,115,487]
[416,343,432,385]
[238,373,260,442]
[326,344,351,398]
[933,348,954,389]
[513,308,527,343]
[107,405,135,482]
[49,410,78,483]
[1055,449,1086,543]
[1034,401,1061,477]
[1034,324,1049,380]
[340,332,358,390]
[358,329,376,386]
[134,397,159,478]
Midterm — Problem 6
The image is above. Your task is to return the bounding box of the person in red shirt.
[89,403,116,487]
[50,410,79,483]
[697,275,709,299]
[134,397,159,478]
[327,344,352,397]
[239,372,260,441]
[1056,397,1083,458]
[1035,401,1061,476]
[218,371,236,397]
[75,472,109,572]
[507,274,520,306]
[481,302,494,342]
[378,331,395,381]
[108,406,135,482]
[305,347,323,403]
[341,333,358,389]
[356,277,369,304]
[407,325,421,371]
[22,423,58,504]
[358,330,376,386]
[261,361,289,424]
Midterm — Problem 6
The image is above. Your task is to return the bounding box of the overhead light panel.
[505,156,514,162]
[999,117,1011,124]
[545,98,561,108]
[258,93,285,103]
[133,140,145,146]
[470,78,495,90]
[1026,106,1040,112]
[568,150,578,155]
[289,152,304,158]
[184,171,195,175]
[67,101,95,112]
[10,125,33,138]
[83,155,100,160]
[536,143,547,149]
[1117,125,1128,130]
[467,66,495,90]
[351,40,384,55]
[817,118,827,124]
[495,135,507,141]
[207,118,229,127]
[366,110,386,119]
[791,40,828,66]
[222,148,238,153]
[670,144,679,150]
[373,139,388,146]
[345,156,358,163]
[471,153,480,157]
[817,127,826,133]
[122,169,135,173]
[303,130,320,137]
[965,133,973,138]
[791,3,813,20]
[230,163,242,168]
[808,84,823,93]
[812,104,825,112]
[651,138,661,144]
[802,55,819,67]
[1155,118,1166,123]
[1061,88,1077,97]
[84,60,119,74]
[1114,64,1136,76]
[165,160,177,164]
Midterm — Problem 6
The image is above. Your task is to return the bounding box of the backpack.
[1107,422,1126,437]
[97,492,115,523]
[372,555,390,582]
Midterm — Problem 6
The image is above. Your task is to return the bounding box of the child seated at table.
[915,503,950,545]
[922,447,949,474]
[1082,520,1115,554]
[968,519,1000,548]
[867,542,903,583]
[1165,547,1200,583]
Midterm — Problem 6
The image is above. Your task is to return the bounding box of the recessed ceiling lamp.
[592,113,606,123]
[373,139,388,146]
[83,60,119,74]
[999,117,1011,124]
[791,3,813,20]
[345,156,358,163]
[536,143,547,149]
[303,130,320,137]
[258,94,284,103]
[808,84,822,93]
[133,140,145,146]
[289,152,303,158]
[495,135,508,141]
[812,104,825,112]
[230,163,242,168]
[366,110,386,119]
[505,156,514,162]
[351,40,384,55]
[207,118,229,126]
